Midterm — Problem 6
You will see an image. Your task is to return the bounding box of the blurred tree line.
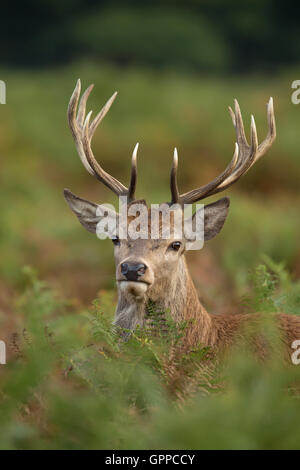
[1,0,299,73]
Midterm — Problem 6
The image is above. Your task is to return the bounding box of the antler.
[68,79,138,201]
[170,98,276,205]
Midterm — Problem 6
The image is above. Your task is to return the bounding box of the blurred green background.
[0,0,300,450]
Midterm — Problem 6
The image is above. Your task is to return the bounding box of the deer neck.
[114,256,212,346]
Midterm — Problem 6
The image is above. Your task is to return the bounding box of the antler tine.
[77,84,94,128]
[128,143,139,202]
[174,98,276,204]
[232,98,249,147]
[68,79,94,175]
[89,91,118,140]
[68,80,138,201]
[251,97,276,166]
[68,78,81,129]
[170,148,180,204]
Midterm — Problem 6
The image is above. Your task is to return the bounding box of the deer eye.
[112,236,120,246]
[170,241,182,252]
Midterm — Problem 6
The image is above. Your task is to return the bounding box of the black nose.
[121,263,147,281]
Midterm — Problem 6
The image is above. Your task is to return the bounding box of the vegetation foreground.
[0,263,299,450]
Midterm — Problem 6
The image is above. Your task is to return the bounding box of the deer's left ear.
[203,197,230,240]
[184,197,230,248]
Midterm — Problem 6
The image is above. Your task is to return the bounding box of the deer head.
[64,79,276,331]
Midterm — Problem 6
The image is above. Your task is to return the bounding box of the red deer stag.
[64,79,300,358]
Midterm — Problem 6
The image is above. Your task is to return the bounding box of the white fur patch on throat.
[119,281,148,299]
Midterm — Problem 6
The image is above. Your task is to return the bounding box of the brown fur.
[64,193,300,362]
[144,255,300,361]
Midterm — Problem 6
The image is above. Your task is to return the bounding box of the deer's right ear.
[63,189,118,235]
